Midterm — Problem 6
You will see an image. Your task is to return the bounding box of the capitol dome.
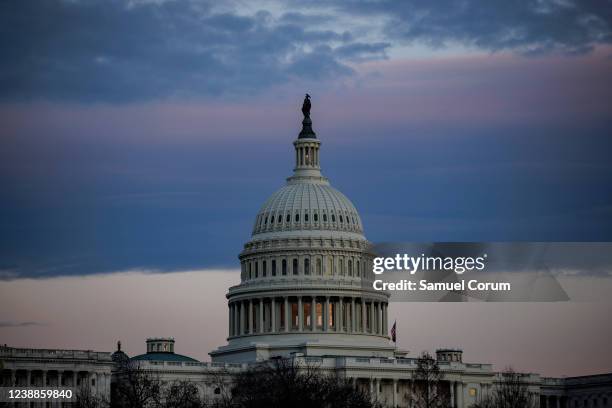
[252,182,364,239]
[210,95,392,363]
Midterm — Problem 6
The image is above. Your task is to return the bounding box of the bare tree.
[162,380,204,408]
[471,369,536,408]
[75,385,109,408]
[408,352,449,408]
[111,360,162,408]
[228,357,381,408]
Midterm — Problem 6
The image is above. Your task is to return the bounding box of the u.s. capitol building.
[2,98,611,407]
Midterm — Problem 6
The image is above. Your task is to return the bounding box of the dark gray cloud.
[324,0,612,55]
[0,321,45,327]
[0,0,387,102]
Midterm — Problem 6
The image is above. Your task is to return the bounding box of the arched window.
[314,213,318,222]
[286,213,290,222]
[339,257,344,275]
[323,213,327,222]
[295,213,300,222]
[255,261,259,278]
[272,260,277,276]
[348,259,353,276]
[265,216,268,224]
[305,213,309,222]
[339,215,343,223]
[356,260,360,278]
[332,214,336,222]
[262,260,267,277]
[326,257,333,276]
[278,215,282,223]
[304,258,310,275]
[248,263,252,279]
[293,258,298,275]
[316,258,322,275]
[282,259,287,275]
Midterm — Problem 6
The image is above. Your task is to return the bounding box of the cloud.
[324,0,612,55]
[0,0,386,102]
[0,321,45,328]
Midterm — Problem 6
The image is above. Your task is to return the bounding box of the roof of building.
[130,352,198,363]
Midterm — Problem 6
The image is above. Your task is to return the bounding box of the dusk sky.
[1,0,612,377]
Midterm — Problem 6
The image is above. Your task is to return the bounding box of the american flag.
[391,321,397,343]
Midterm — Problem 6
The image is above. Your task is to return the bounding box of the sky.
[1,0,612,376]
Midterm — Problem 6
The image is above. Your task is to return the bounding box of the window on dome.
[305,212,309,222]
[293,258,298,275]
[304,258,310,275]
[278,215,282,223]
[295,213,300,222]
[339,215,343,223]
[286,213,290,222]
[282,259,287,275]
[332,214,336,222]
[348,259,353,276]
[323,213,327,222]
[272,260,276,276]
[265,216,268,225]
[248,263,252,279]
[314,213,318,222]
[316,258,322,275]
[255,262,259,278]
[262,260,267,277]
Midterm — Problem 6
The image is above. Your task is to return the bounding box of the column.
[26,370,31,387]
[229,304,233,336]
[456,382,463,408]
[556,396,560,408]
[311,297,316,331]
[10,370,16,386]
[351,297,356,333]
[393,379,398,407]
[259,298,264,334]
[73,371,77,387]
[271,298,276,332]
[298,296,303,332]
[58,371,63,387]
[450,381,455,408]
[248,300,253,334]
[338,297,344,332]
[240,301,246,335]
[370,301,375,333]
[284,297,290,332]
[383,303,388,334]
[324,297,330,331]
[369,379,374,399]
[377,302,383,335]
[42,371,47,387]
[362,298,367,333]
[234,303,239,336]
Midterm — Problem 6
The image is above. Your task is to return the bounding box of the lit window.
[469,388,477,397]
